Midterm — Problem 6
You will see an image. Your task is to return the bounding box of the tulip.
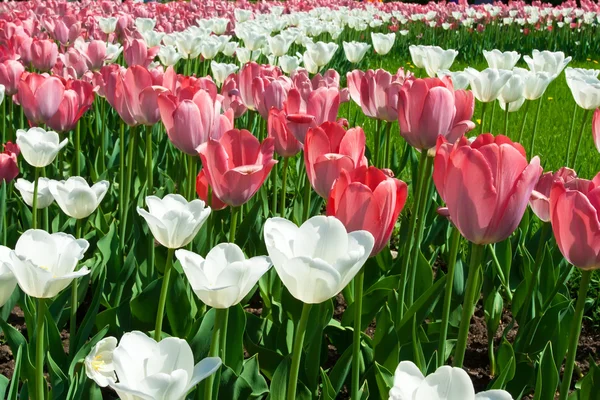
[512,67,553,100]
[141,30,165,48]
[0,255,16,307]
[594,108,600,153]
[16,127,67,168]
[221,41,238,57]
[305,41,338,68]
[85,331,221,400]
[30,39,59,72]
[304,122,368,198]
[483,49,521,70]
[279,55,301,74]
[343,41,371,64]
[49,177,109,219]
[565,69,600,110]
[524,50,571,77]
[124,39,159,68]
[17,74,66,126]
[210,61,239,86]
[398,77,475,150]
[106,43,123,63]
[236,48,261,64]
[46,79,95,133]
[121,65,166,126]
[389,361,514,400]
[327,166,407,256]
[0,142,19,183]
[437,69,470,90]
[200,37,221,60]
[409,45,458,78]
[497,72,525,105]
[0,59,25,96]
[269,34,292,57]
[176,243,272,309]
[464,67,512,103]
[371,32,395,55]
[97,17,118,35]
[528,168,578,223]
[238,62,282,110]
[268,108,303,158]
[137,194,211,249]
[252,75,292,120]
[550,171,600,400]
[196,170,227,211]
[221,74,247,119]
[158,45,182,67]
[135,17,156,33]
[15,177,54,209]
[198,129,277,207]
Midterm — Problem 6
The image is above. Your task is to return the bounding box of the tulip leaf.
[7,345,22,400]
[373,304,399,373]
[373,362,394,396]
[269,356,291,400]
[218,354,269,400]
[328,344,353,396]
[44,302,68,371]
[0,375,7,400]
[165,268,194,339]
[534,342,558,400]
[72,268,106,355]
[130,277,161,328]
[47,352,68,399]
[243,313,284,380]
[574,358,600,400]
[397,274,447,335]
[342,275,400,329]
[490,339,515,389]
[0,317,34,383]
[320,368,337,400]
[304,300,333,393]
[225,305,247,375]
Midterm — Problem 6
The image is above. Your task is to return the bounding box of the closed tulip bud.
[198,129,277,207]
[137,194,211,249]
[409,45,458,78]
[49,177,109,219]
[529,167,578,222]
[549,171,600,270]
[524,50,571,77]
[483,49,521,70]
[327,166,407,256]
[1,229,89,298]
[210,61,239,86]
[371,32,395,56]
[18,74,65,126]
[16,127,67,168]
[176,243,271,309]
[252,75,292,120]
[433,134,542,244]
[85,331,221,400]
[268,108,303,158]
[464,67,512,103]
[343,41,371,64]
[304,122,368,198]
[264,216,374,304]
[30,39,58,72]
[97,17,118,34]
[0,60,24,96]
[15,177,54,209]
[0,141,19,183]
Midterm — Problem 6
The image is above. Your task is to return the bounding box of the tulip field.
[2,0,600,399]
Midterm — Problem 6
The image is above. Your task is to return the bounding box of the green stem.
[204,308,227,400]
[70,219,83,343]
[558,270,593,400]
[373,119,381,168]
[154,248,175,341]
[489,101,496,134]
[302,173,312,222]
[31,167,40,229]
[397,150,427,322]
[480,102,488,135]
[121,126,137,252]
[36,297,46,400]
[454,243,486,368]
[528,97,544,158]
[1,181,6,246]
[119,122,125,240]
[280,157,289,218]
[518,100,531,143]
[146,125,155,279]
[229,206,239,243]
[351,269,365,400]
[521,223,551,322]
[503,106,509,137]
[437,228,461,367]
[383,121,392,167]
[74,120,81,176]
[488,244,512,301]
[287,303,312,400]
[187,154,197,201]
[1,100,5,143]
[100,100,106,174]
[572,109,591,170]
[564,104,578,166]
[271,156,278,216]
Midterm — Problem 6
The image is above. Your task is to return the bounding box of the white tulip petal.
[390,361,424,400]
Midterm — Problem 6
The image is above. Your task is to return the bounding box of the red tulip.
[30,39,58,72]
[550,171,600,270]
[593,108,600,154]
[17,73,65,126]
[0,142,19,183]
[238,62,281,111]
[197,129,277,207]
[304,121,368,198]
[268,108,303,158]
[46,80,95,132]
[327,166,408,256]
[0,60,25,96]
[433,134,542,244]
[398,77,475,150]
[529,167,578,222]
[196,169,227,211]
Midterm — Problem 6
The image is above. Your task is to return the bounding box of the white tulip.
[135,18,156,33]
[137,194,211,249]
[409,45,458,78]
[86,331,221,400]
[210,62,239,86]
[158,45,182,67]
[175,32,203,59]
[523,50,571,77]
[234,9,253,23]
[141,30,164,48]
[236,48,260,64]
[565,67,600,80]
[221,41,238,57]
[343,41,371,64]
[97,17,118,35]
[0,247,17,307]
[1,229,89,298]
[371,32,395,55]
[264,216,374,304]
[302,51,319,74]
[483,49,521,70]
[16,128,67,168]
[279,55,301,74]
[15,177,54,209]
[464,67,512,102]
[240,31,267,51]
[85,337,118,388]
[389,361,513,400]
[305,41,339,68]
[176,243,271,309]
[49,177,109,219]
[437,69,470,90]
[105,43,123,64]
[499,97,526,113]
[566,73,600,110]
[268,34,292,57]
[497,72,525,104]
[210,18,229,35]
[511,67,553,100]
[200,38,221,60]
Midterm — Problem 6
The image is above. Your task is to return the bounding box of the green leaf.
[328,344,353,396]
[130,277,162,328]
[0,317,34,382]
[243,313,284,380]
[72,268,106,355]
[373,304,399,373]
[0,375,7,400]
[397,274,447,335]
[7,345,23,400]
[225,305,247,375]
[534,342,558,400]
[269,356,291,400]
[576,358,600,400]
[165,268,194,338]
[47,351,68,399]
[218,354,269,400]
[373,362,394,396]
[491,339,515,389]
[484,291,503,341]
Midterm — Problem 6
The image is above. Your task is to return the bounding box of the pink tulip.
[252,75,292,120]
[30,39,58,72]
[304,121,368,198]
[529,167,578,222]
[0,142,19,183]
[60,48,89,79]
[268,108,303,158]
[124,39,158,68]
[398,77,475,150]
[46,80,95,132]
[238,62,282,110]
[197,129,277,207]
[593,108,600,154]
[82,40,108,71]
[0,60,25,95]
[433,134,542,244]
[221,73,247,118]
[17,73,65,126]
[550,171,600,270]
[327,166,408,256]
[196,169,227,211]
[123,65,167,126]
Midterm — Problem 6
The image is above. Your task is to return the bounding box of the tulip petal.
[277,256,341,304]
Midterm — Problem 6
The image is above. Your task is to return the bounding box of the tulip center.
[91,356,105,371]
[233,165,261,175]
[324,153,344,161]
